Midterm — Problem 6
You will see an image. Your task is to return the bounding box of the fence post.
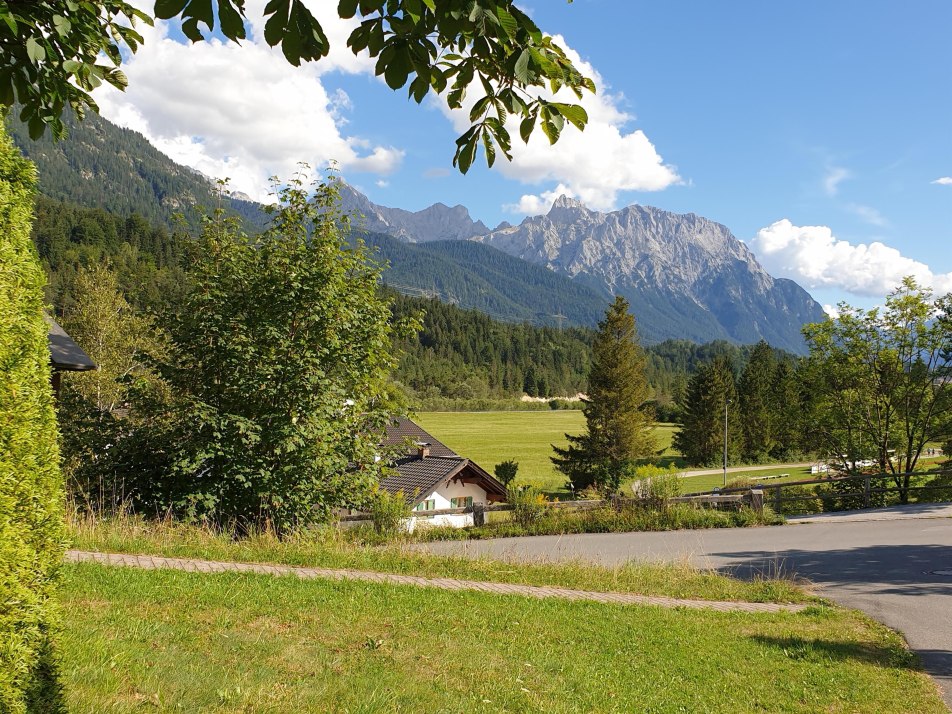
[863,476,871,509]
[749,489,764,516]
[472,503,486,527]
[773,486,782,513]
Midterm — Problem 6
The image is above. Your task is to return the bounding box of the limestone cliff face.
[340,184,489,243]
[473,196,827,351]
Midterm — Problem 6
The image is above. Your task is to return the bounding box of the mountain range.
[9,110,826,352]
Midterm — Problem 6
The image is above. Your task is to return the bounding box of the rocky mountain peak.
[546,194,591,223]
[338,184,488,243]
[474,200,826,352]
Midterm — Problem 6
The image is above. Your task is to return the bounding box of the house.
[380,417,507,529]
[45,316,96,398]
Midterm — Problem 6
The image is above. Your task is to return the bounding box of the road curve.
[423,510,952,709]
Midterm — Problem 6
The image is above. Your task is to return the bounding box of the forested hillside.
[8,109,267,232]
[30,194,799,412]
[365,231,608,327]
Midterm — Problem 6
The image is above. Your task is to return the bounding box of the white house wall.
[405,479,491,531]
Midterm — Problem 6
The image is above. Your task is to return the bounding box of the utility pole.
[723,398,732,488]
[551,311,567,332]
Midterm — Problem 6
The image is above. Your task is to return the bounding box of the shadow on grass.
[24,634,66,713]
[749,634,919,669]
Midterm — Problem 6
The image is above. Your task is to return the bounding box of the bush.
[509,486,548,528]
[493,459,519,489]
[628,463,682,503]
[0,124,65,712]
[369,490,410,536]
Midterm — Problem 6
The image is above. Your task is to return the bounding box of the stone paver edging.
[67,550,807,614]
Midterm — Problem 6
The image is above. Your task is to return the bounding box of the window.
[450,496,473,508]
[415,499,436,512]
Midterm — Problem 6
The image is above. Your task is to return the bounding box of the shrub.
[629,463,682,503]
[369,490,410,536]
[509,486,548,528]
[493,459,519,489]
[0,124,65,711]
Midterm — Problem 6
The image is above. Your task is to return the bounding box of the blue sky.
[96,0,952,311]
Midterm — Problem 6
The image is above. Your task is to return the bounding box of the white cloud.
[751,219,952,297]
[823,304,840,319]
[823,166,850,196]
[932,177,952,186]
[503,184,575,215]
[93,1,402,202]
[846,203,887,227]
[433,36,679,214]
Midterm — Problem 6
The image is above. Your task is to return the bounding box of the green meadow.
[416,411,678,493]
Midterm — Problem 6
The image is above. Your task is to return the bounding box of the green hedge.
[0,123,65,712]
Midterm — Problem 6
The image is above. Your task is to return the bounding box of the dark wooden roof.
[380,418,507,506]
[382,417,457,457]
[45,316,96,372]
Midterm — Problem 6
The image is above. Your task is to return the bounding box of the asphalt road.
[424,507,952,709]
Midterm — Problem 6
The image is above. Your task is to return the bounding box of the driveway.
[424,507,952,708]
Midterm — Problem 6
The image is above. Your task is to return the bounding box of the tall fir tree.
[674,355,742,467]
[552,296,655,492]
[770,359,803,459]
[738,340,776,461]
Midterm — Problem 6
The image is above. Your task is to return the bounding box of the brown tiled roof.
[380,456,468,506]
[379,417,508,507]
[382,417,458,457]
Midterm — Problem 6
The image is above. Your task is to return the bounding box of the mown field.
[416,411,677,493]
[58,562,945,713]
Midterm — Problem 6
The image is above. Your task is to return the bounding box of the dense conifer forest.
[30,194,796,413]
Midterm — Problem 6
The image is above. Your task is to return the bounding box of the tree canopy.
[801,277,952,501]
[552,296,655,492]
[1,0,593,171]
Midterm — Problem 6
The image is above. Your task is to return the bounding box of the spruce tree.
[552,296,655,492]
[770,360,802,459]
[738,340,776,461]
[674,355,742,467]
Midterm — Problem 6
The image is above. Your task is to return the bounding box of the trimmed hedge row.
[0,123,65,711]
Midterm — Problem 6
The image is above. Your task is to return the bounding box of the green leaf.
[181,17,204,42]
[154,0,190,20]
[264,2,289,47]
[481,127,496,168]
[383,47,410,89]
[513,49,531,84]
[26,37,46,63]
[519,112,536,144]
[495,5,518,39]
[218,0,247,41]
[338,0,359,19]
[551,102,588,131]
[62,60,82,74]
[52,15,72,36]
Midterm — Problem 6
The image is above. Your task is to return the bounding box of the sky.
[94,1,952,313]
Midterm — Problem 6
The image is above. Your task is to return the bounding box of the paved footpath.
[66,549,806,614]
[423,505,952,710]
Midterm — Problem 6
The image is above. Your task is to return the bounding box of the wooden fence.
[682,468,951,514]
[339,490,766,526]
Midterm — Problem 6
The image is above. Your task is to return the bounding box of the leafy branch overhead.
[1,0,594,171]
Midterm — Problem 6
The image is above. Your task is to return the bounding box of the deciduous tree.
[119,172,414,530]
[802,277,952,501]
[1,0,593,171]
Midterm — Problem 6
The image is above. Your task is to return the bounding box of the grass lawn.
[681,467,815,494]
[415,411,677,493]
[58,563,945,713]
[68,515,804,603]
